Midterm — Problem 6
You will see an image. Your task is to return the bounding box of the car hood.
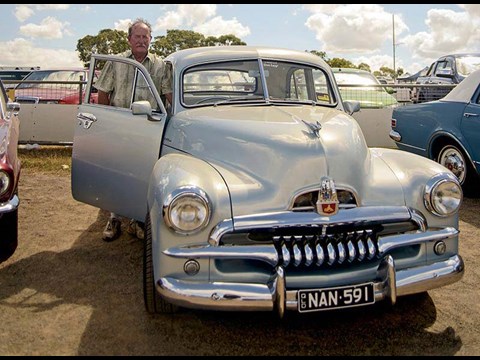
[164,104,404,215]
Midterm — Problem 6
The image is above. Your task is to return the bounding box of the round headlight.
[424,175,462,217]
[163,187,210,234]
[0,170,10,196]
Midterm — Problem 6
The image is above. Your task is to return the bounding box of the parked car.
[413,53,480,103]
[72,46,464,318]
[0,79,21,263]
[332,68,398,108]
[14,68,98,105]
[0,67,38,89]
[390,69,480,195]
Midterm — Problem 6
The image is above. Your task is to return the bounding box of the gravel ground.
[0,169,479,356]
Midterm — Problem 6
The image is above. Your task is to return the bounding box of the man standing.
[95,18,172,241]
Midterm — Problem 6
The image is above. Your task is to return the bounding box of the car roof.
[165,46,330,70]
[442,68,480,103]
[331,68,371,74]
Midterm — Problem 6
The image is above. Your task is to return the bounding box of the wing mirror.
[343,100,360,115]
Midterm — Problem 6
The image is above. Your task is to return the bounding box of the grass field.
[18,145,72,174]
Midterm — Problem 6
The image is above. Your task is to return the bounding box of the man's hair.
[128,18,152,38]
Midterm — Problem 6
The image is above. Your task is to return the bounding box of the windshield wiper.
[213,95,265,106]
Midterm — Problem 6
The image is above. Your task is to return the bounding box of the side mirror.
[7,102,20,112]
[131,100,152,116]
[343,100,360,115]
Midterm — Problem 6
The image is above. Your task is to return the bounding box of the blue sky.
[1,4,479,74]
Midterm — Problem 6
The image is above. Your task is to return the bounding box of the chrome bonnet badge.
[316,176,339,216]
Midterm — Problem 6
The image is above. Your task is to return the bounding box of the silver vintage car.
[72,46,464,318]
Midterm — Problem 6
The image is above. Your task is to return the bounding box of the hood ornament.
[302,120,322,138]
[316,176,339,216]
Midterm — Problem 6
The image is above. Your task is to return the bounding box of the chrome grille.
[273,230,378,268]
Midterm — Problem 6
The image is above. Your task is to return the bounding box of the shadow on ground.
[0,208,462,355]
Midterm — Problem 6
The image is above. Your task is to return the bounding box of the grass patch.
[18,145,72,174]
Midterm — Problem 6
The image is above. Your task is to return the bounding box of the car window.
[17,70,86,90]
[433,60,452,76]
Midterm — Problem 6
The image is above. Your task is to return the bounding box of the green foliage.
[151,30,246,57]
[308,50,327,60]
[357,62,371,72]
[328,57,356,68]
[77,29,247,65]
[76,29,129,68]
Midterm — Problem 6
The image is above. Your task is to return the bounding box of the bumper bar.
[157,254,464,318]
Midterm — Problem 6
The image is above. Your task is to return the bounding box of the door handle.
[77,112,97,129]
[464,113,479,118]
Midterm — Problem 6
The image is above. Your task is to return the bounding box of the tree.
[357,62,371,72]
[327,57,356,68]
[379,66,395,78]
[151,29,246,58]
[77,29,246,67]
[76,29,129,68]
[308,50,328,61]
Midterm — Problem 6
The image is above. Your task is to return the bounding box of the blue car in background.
[390,69,480,195]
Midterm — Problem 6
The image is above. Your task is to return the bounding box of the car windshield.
[182,59,336,107]
[333,71,380,86]
[456,56,480,77]
[16,70,86,90]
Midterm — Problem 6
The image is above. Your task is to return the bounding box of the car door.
[460,92,480,169]
[72,54,168,221]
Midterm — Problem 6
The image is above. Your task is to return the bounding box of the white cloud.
[304,4,408,53]
[114,19,132,33]
[154,11,184,32]
[0,38,83,68]
[20,17,70,40]
[14,5,34,22]
[401,8,480,64]
[176,4,217,26]
[152,4,249,38]
[14,4,71,22]
[193,16,250,38]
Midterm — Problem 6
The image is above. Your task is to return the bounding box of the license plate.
[298,282,375,313]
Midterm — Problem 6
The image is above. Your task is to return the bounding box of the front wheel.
[0,209,18,263]
[143,213,178,314]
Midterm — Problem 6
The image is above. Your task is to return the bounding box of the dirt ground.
[0,168,479,355]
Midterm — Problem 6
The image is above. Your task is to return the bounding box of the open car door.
[71,54,168,221]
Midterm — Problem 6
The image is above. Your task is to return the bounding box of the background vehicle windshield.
[334,72,380,86]
[16,70,85,90]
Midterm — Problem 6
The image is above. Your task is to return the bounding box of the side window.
[133,70,159,111]
[434,60,452,76]
[289,70,308,101]
[0,83,7,117]
[92,58,159,111]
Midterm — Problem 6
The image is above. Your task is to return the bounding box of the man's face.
[128,23,151,58]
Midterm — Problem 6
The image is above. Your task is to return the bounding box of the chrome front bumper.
[157,254,464,318]
[0,195,19,213]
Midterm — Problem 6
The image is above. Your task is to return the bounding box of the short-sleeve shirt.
[95,50,171,109]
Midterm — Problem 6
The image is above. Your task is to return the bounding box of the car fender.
[146,152,232,280]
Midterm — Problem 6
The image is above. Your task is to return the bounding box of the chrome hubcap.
[440,148,465,184]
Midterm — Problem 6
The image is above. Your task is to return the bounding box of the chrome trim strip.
[0,195,19,213]
[164,226,455,267]
[209,206,416,246]
[157,255,464,315]
[377,227,457,255]
[163,244,280,266]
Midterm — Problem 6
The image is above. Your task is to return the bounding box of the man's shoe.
[136,222,145,240]
[102,218,121,242]
[127,219,136,236]
[127,219,145,240]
